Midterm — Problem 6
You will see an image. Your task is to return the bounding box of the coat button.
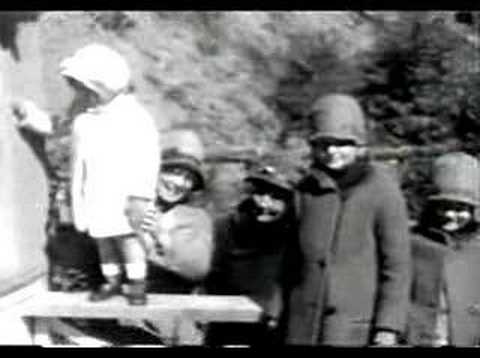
[318,259,326,268]
[324,306,337,316]
[467,304,480,316]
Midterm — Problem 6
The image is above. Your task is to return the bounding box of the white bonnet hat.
[60,43,131,97]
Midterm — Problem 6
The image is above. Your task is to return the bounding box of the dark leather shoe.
[89,279,122,302]
[124,280,147,306]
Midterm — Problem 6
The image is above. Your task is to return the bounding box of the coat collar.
[309,168,338,191]
[300,159,372,195]
[413,226,450,245]
[414,224,480,250]
[85,93,128,115]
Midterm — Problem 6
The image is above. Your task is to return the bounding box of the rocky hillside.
[4,11,480,218]
[17,11,377,214]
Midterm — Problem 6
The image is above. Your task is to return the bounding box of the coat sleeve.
[372,177,412,335]
[204,216,232,293]
[121,110,160,235]
[407,235,449,346]
[16,129,54,179]
[125,114,161,200]
[159,208,214,281]
[280,215,303,290]
[70,117,88,233]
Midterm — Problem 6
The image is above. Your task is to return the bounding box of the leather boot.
[89,275,122,302]
[124,279,147,306]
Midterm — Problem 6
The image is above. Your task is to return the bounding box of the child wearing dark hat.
[285,94,411,347]
[205,161,298,346]
[119,129,213,345]
[139,129,213,292]
[408,152,480,347]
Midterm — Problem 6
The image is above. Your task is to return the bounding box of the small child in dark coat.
[205,162,297,346]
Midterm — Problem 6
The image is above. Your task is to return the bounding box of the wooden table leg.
[175,316,205,346]
[32,317,53,346]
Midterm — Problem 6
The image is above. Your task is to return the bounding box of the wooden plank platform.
[20,291,263,323]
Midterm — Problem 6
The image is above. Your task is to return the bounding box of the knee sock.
[101,263,122,281]
[121,235,147,281]
[125,263,147,281]
[96,237,122,281]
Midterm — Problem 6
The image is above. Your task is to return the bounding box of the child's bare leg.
[121,235,148,305]
[89,237,122,302]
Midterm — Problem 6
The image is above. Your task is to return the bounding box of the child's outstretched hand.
[10,99,53,136]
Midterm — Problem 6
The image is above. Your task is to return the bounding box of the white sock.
[101,263,121,278]
[125,263,147,281]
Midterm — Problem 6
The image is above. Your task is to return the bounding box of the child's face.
[431,200,474,232]
[248,182,288,223]
[65,77,101,112]
[310,137,363,171]
[157,167,195,204]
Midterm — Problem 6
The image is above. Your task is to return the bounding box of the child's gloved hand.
[140,208,162,235]
[141,209,176,267]
[141,208,171,267]
[10,99,53,136]
[125,196,153,232]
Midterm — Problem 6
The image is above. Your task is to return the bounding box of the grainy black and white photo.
[1,10,480,347]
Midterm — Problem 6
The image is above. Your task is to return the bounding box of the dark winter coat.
[207,199,296,319]
[285,162,411,346]
[408,226,480,346]
[205,199,297,346]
